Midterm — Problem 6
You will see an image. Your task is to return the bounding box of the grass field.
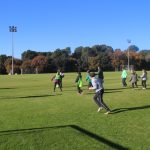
[0,72,149,150]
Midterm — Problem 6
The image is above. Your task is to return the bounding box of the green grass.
[0,72,149,150]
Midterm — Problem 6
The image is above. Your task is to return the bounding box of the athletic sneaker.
[104,111,111,115]
[97,107,103,112]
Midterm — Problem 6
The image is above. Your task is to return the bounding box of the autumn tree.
[31,55,48,73]
[4,58,22,74]
[21,60,33,74]
[111,49,127,71]
[129,51,141,70]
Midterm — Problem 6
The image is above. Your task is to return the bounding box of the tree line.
[0,44,150,74]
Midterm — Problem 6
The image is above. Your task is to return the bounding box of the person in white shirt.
[60,71,64,88]
[140,69,148,89]
[89,72,111,114]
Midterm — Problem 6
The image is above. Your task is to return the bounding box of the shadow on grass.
[20,94,62,99]
[86,90,122,95]
[0,125,129,150]
[105,85,150,91]
[105,87,131,91]
[0,88,16,90]
[0,94,62,100]
[105,91,122,93]
[136,87,150,90]
[112,105,150,114]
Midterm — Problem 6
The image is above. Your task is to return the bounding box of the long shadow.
[105,87,131,91]
[19,94,62,99]
[136,87,150,90]
[0,88,16,90]
[0,125,129,150]
[112,105,150,114]
[105,91,122,93]
[0,94,62,100]
[86,90,122,95]
[71,125,129,150]
[106,85,150,91]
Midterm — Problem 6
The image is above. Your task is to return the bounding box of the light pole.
[127,39,131,71]
[9,26,17,75]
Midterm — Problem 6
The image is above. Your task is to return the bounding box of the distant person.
[129,70,138,88]
[51,70,62,92]
[96,65,104,84]
[89,72,111,114]
[140,69,148,89]
[75,72,83,94]
[121,67,128,87]
[86,70,92,89]
[60,70,64,88]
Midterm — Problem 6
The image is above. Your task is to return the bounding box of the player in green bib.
[51,70,62,92]
[86,70,92,89]
[75,72,83,94]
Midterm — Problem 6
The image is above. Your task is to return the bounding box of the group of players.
[121,67,148,89]
[51,66,111,115]
[51,66,148,115]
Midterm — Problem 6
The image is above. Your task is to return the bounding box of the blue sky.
[0,0,150,58]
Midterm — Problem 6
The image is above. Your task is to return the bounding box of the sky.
[0,0,150,58]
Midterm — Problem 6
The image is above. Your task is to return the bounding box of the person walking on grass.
[51,70,62,92]
[75,72,83,94]
[140,69,148,89]
[89,72,111,114]
[121,67,128,87]
[129,70,138,88]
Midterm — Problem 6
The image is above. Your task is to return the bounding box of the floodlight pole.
[9,26,17,75]
[127,39,131,71]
